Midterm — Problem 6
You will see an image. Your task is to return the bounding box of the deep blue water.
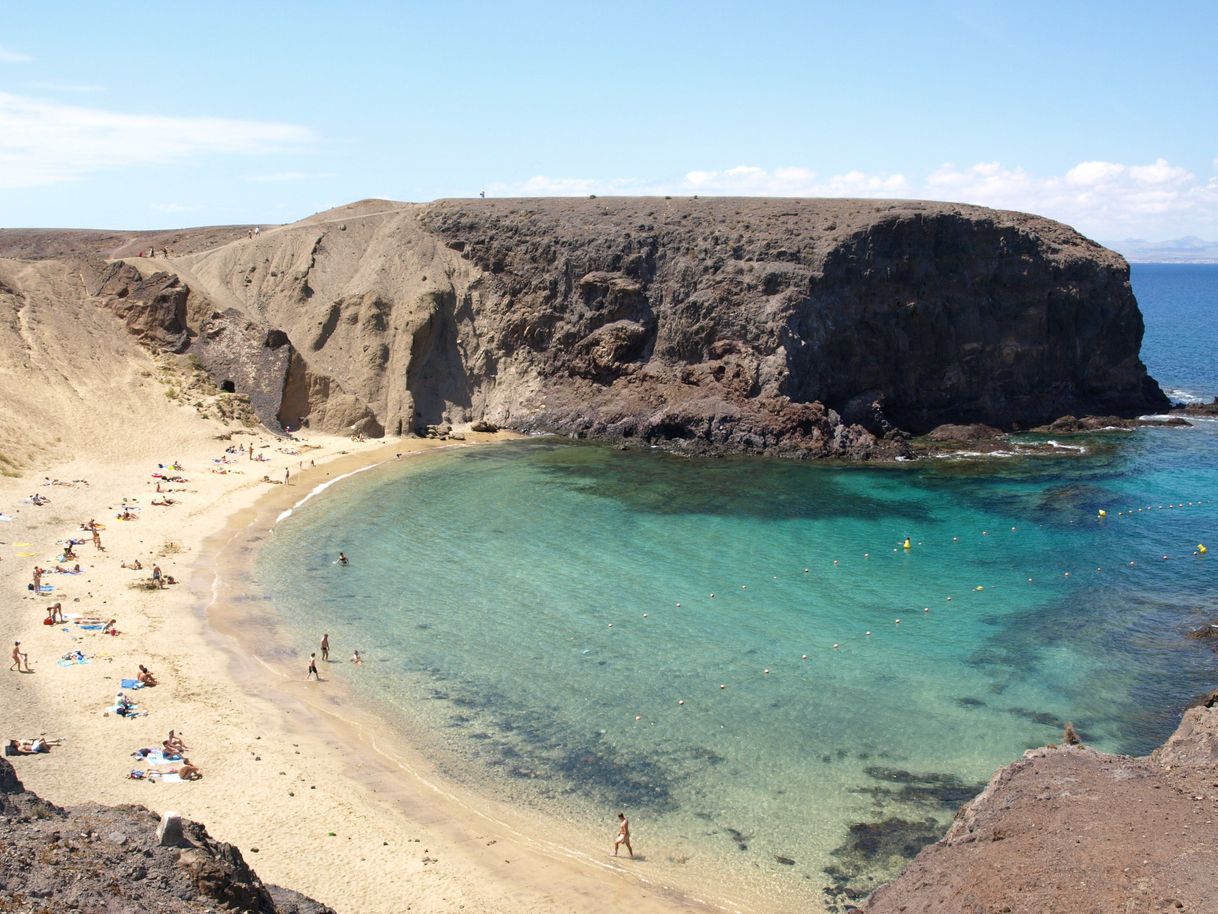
[1134,263,1218,402]
[254,264,1217,909]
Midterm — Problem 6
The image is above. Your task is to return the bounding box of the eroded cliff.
[4,197,1169,457]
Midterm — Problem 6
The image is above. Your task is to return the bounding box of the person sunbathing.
[7,736,56,754]
[164,730,189,754]
[177,759,202,780]
[151,498,176,506]
[138,664,158,686]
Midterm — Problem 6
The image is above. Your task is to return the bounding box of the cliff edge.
[2,197,1168,458]
[864,698,1218,913]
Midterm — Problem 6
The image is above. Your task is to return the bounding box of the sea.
[254,263,1218,909]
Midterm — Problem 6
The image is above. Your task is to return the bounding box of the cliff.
[2,197,1168,458]
[0,757,334,914]
[863,698,1218,914]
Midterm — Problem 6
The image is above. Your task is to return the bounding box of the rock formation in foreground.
[3,197,1168,458]
[863,697,1218,913]
[0,757,333,914]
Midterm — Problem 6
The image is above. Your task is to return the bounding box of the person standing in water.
[320,633,330,662]
[613,812,633,857]
[338,552,349,566]
[306,652,319,680]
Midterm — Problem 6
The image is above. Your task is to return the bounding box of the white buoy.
[865,631,871,636]
[763,669,770,675]
[801,654,809,660]
[642,613,648,618]
[678,699,685,705]
[720,684,726,689]
[833,643,840,650]
[895,619,901,624]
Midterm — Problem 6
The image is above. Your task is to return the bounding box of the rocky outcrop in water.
[863,704,1218,913]
[0,757,333,914]
[28,197,1172,455]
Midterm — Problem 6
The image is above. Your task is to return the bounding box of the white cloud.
[0,90,313,188]
[28,80,104,93]
[1065,161,1125,185]
[489,157,1218,239]
[0,47,32,63]
[1127,157,1190,185]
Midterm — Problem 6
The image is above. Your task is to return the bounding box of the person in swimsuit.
[306,652,319,680]
[613,812,633,857]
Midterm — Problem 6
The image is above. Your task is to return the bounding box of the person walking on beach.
[151,564,164,589]
[92,527,103,551]
[284,467,290,483]
[613,812,633,857]
[10,641,30,672]
[306,652,319,680]
[320,633,330,662]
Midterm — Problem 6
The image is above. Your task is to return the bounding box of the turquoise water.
[255,266,1218,908]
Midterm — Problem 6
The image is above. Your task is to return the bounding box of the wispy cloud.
[490,157,1218,239]
[248,171,336,182]
[0,47,32,63]
[0,91,313,189]
[28,80,105,94]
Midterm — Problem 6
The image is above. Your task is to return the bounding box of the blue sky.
[2,1,1216,239]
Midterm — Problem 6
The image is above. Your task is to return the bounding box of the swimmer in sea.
[338,552,349,566]
[351,650,363,665]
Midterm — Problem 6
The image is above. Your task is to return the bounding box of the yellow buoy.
[1098,509,1107,518]
[1200,544,1209,554]
[903,537,911,550]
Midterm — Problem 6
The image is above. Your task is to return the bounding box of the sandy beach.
[0,389,737,914]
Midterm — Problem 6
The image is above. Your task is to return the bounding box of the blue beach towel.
[120,678,144,689]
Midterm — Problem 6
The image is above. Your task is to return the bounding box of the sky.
[1,1,1216,241]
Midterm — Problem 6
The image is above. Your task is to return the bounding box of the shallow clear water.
[254,265,1218,906]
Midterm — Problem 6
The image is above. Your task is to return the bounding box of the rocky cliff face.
[863,700,1218,914]
[0,757,333,914]
[61,197,1169,455]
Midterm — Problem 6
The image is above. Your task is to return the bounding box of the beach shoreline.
[1,424,748,914]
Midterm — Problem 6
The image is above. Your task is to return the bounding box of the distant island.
[1104,236,1218,263]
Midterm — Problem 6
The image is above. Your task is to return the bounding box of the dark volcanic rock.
[191,309,295,431]
[0,757,334,914]
[80,258,191,353]
[418,197,1166,452]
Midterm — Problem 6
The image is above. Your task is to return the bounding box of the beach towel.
[57,653,88,666]
[0,513,13,522]
[16,552,36,557]
[129,768,179,781]
[106,704,143,718]
[120,678,144,689]
[78,624,105,631]
[38,584,54,593]
[132,748,181,765]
